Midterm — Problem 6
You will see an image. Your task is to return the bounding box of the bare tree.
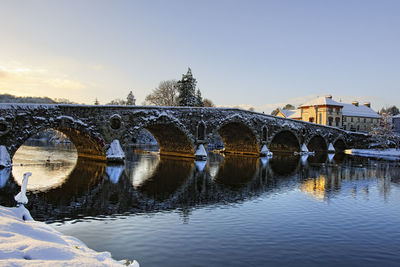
[203,98,215,107]
[107,98,126,105]
[144,80,178,106]
[369,113,399,148]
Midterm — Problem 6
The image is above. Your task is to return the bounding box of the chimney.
[325,94,332,99]
[363,102,371,108]
[352,101,359,107]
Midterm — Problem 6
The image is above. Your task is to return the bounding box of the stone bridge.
[0,104,369,162]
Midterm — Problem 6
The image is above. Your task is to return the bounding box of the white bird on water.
[14,172,31,205]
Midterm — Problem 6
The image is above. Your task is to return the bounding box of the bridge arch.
[333,137,347,152]
[9,116,106,161]
[269,129,300,153]
[307,134,328,152]
[213,116,260,156]
[141,115,195,157]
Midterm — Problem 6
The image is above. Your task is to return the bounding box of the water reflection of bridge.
[1,152,399,221]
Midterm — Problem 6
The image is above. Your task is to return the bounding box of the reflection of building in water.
[300,176,327,202]
[300,160,398,202]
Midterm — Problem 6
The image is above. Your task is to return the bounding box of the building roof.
[299,96,343,108]
[288,109,301,119]
[278,108,296,118]
[341,103,381,118]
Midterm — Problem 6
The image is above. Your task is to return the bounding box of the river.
[1,144,400,266]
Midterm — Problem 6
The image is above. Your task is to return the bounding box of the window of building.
[335,117,340,126]
[357,117,360,122]
[309,117,314,123]
[328,117,333,126]
[336,108,340,114]
[363,118,366,123]
[351,117,353,122]
[328,108,333,114]
[343,125,346,130]
[343,117,347,122]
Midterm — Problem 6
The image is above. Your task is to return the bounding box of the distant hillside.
[0,94,75,104]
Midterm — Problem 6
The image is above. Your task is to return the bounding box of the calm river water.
[1,144,400,266]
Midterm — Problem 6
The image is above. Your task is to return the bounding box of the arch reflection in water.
[134,156,195,201]
[214,155,259,190]
[20,157,106,221]
[269,153,300,177]
[207,153,224,179]
[12,143,78,192]
[125,153,160,189]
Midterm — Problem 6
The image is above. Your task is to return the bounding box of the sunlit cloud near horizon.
[0,63,87,101]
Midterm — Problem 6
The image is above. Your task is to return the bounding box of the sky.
[0,0,399,113]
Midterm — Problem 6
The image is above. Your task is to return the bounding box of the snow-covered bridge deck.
[0,104,368,161]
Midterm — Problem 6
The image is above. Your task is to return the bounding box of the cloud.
[46,79,85,90]
[0,64,86,93]
[89,64,104,71]
[0,69,9,79]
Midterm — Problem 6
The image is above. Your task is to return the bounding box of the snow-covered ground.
[345,148,400,160]
[0,205,139,266]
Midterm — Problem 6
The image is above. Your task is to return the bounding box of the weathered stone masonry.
[0,104,370,162]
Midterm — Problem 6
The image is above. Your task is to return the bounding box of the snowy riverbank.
[0,205,139,266]
[345,148,400,160]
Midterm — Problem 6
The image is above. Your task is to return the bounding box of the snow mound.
[195,144,207,160]
[327,143,335,153]
[0,205,139,266]
[0,146,11,168]
[106,140,125,162]
[14,173,31,205]
[260,145,273,157]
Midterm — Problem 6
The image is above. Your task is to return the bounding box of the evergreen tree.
[380,105,399,116]
[177,68,197,106]
[94,98,100,105]
[126,91,136,105]
[283,104,295,110]
[195,89,204,107]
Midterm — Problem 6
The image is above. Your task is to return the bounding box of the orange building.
[298,95,343,126]
[275,95,381,132]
